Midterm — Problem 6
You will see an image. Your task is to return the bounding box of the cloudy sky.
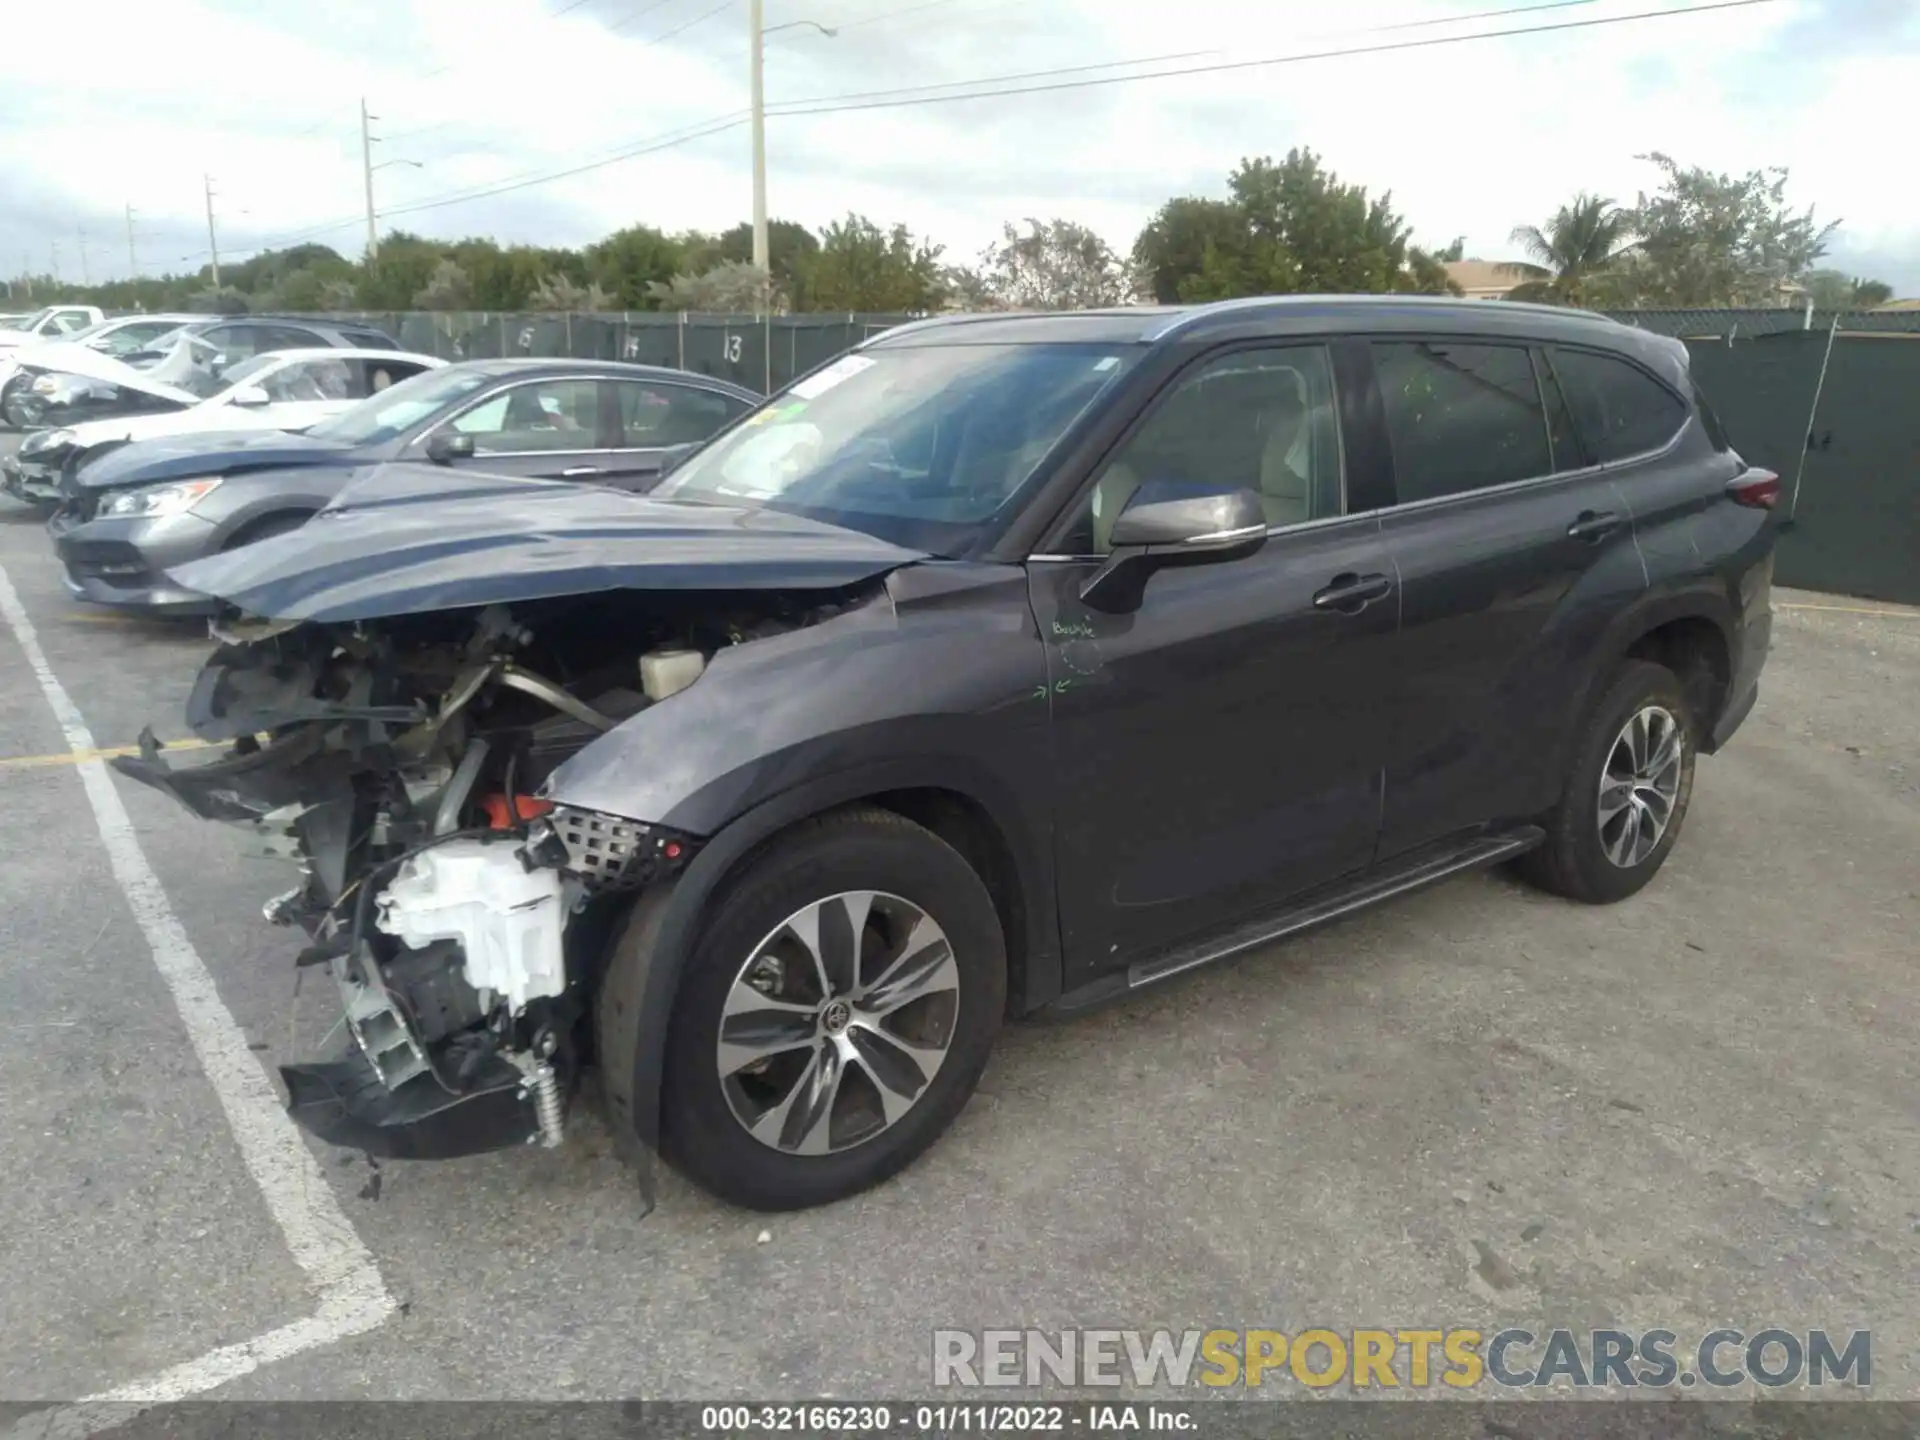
[2,0,1915,295]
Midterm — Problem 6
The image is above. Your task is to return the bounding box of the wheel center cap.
[820,999,852,1035]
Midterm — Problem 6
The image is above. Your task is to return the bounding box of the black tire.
[1517,659,1698,904]
[221,511,314,551]
[646,806,1005,1211]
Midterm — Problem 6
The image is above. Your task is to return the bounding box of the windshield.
[652,343,1138,552]
[12,307,56,332]
[306,366,493,447]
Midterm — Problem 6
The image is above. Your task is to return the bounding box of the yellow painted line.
[0,738,214,770]
[1776,602,1920,619]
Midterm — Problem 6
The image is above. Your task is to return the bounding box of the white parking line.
[0,565,395,1438]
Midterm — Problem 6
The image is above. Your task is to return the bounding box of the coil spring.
[530,1062,564,1148]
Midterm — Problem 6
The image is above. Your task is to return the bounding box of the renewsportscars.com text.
[932,1328,1871,1390]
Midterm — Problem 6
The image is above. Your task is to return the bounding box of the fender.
[1563,580,1737,761]
[597,754,1062,1151]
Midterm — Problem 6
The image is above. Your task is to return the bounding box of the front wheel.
[1517,659,1697,904]
[648,807,1005,1210]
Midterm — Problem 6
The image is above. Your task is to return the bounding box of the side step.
[1045,826,1543,1017]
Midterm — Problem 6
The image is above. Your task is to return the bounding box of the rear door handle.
[561,465,605,478]
[1567,509,1622,542]
[1312,571,1393,613]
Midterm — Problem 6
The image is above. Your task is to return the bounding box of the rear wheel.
[650,807,1005,1210]
[1518,659,1697,904]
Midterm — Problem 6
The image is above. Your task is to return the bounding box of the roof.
[449,356,762,396]
[868,294,1635,348]
[1444,259,1532,292]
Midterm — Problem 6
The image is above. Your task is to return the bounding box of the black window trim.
[1029,335,1362,560]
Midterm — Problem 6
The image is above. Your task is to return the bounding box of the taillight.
[482,793,555,830]
[1727,468,1781,510]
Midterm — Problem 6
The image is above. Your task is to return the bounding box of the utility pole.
[204,175,222,289]
[748,0,768,308]
[50,240,61,284]
[76,226,90,286]
[361,97,380,262]
[125,204,139,278]
[19,258,30,299]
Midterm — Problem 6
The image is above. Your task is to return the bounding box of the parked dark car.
[117,297,1776,1211]
[48,358,759,611]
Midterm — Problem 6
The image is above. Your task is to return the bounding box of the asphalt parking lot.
[2,433,1917,1411]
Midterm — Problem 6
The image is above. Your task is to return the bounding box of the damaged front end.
[115,589,857,1160]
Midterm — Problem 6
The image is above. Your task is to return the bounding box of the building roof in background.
[1445,259,1532,293]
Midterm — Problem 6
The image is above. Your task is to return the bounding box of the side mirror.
[425,431,476,464]
[1080,481,1267,614]
[229,383,270,408]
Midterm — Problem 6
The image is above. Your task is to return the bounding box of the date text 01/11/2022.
[696,1404,1195,1432]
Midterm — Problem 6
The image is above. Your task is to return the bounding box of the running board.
[1125,827,1544,993]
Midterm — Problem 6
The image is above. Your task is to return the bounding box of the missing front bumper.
[282,1045,539,1160]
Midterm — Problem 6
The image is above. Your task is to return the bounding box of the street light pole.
[204,175,222,289]
[362,96,379,262]
[126,204,139,278]
[749,0,768,286]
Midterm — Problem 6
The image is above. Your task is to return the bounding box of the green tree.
[682,220,821,306]
[978,218,1132,309]
[358,233,444,310]
[530,273,616,311]
[1801,269,1895,310]
[1615,152,1839,306]
[798,215,947,312]
[587,225,686,309]
[1133,149,1447,302]
[1504,193,1635,305]
[646,261,770,312]
[413,258,474,311]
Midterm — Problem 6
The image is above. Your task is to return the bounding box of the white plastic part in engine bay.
[376,839,565,1015]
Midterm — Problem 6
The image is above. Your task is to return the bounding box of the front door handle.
[1312,571,1393,614]
[1567,509,1622,542]
[561,465,605,478]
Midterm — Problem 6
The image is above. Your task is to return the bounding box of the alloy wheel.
[1598,704,1684,868]
[717,890,960,1155]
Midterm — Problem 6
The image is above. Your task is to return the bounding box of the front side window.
[448,378,600,452]
[256,358,353,403]
[1374,341,1551,503]
[652,343,1139,554]
[1062,345,1343,556]
[305,366,493,446]
[1550,348,1689,463]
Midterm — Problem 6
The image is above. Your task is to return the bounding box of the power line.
[608,0,712,33]
[169,0,1779,265]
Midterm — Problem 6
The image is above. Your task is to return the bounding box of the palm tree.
[1505,194,1635,305]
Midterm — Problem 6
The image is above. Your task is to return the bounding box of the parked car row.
[6,354,760,611]
[54,296,1776,1214]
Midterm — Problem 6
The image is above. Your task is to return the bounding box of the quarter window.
[1374,341,1551,503]
[1066,344,1342,555]
[1549,348,1688,463]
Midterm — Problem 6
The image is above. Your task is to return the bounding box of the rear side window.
[1373,341,1551,503]
[1549,348,1688,463]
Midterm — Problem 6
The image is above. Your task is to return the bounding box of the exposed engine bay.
[113,586,873,1159]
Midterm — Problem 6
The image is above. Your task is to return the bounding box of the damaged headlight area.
[111,588,860,1160]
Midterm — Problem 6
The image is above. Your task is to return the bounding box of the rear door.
[1368,336,1644,861]
[599,378,752,490]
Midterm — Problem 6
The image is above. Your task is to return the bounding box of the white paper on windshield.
[788,353,875,401]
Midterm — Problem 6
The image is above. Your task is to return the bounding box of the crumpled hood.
[167,462,928,623]
[11,342,198,404]
[77,428,353,490]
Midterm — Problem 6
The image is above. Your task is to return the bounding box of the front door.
[431,375,612,481]
[1365,338,1644,860]
[1028,342,1400,985]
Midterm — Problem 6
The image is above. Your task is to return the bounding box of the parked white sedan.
[3,349,445,506]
